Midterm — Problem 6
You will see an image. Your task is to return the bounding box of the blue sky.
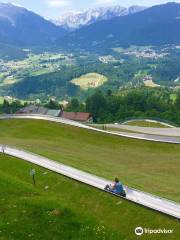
[1,0,180,18]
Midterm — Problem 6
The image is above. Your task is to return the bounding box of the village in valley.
[0,52,75,87]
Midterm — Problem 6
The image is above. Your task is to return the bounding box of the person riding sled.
[104,178,126,197]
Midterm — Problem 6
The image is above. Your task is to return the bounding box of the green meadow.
[0,154,179,240]
[0,119,179,202]
[124,120,171,128]
[0,118,179,239]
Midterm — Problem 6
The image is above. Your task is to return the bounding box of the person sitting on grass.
[105,178,126,197]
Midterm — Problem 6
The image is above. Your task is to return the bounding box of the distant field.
[1,155,179,240]
[3,77,17,85]
[124,120,171,128]
[71,73,107,89]
[0,96,4,104]
[0,119,179,203]
[170,93,177,103]
[144,80,160,88]
[31,69,51,76]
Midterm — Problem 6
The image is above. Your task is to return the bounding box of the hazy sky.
[1,0,180,18]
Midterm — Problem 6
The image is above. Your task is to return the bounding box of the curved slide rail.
[1,145,180,219]
[122,119,175,128]
[1,114,180,144]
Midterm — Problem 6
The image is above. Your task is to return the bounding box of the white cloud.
[47,0,71,7]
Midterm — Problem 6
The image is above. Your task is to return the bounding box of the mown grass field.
[0,119,179,203]
[0,97,4,104]
[170,93,177,103]
[125,120,171,128]
[143,80,160,88]
[0,154,179,240]
[91,124,139,134]
[71,73,107,89]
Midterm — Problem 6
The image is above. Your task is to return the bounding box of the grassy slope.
[0,119,179,204]
[0,154,179,240]
[125,121,170,128]
[91,124,139,134]
[0,97,4,104]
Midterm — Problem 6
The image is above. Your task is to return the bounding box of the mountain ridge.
[0,2,66,46]
[59,2,180,51]
[53,5,146,30]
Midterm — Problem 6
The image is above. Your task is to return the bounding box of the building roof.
[16,105,61,117]
[46,109,61,117]
[37,106,48,115]
[60,112,92,122]
[17,105,40,114]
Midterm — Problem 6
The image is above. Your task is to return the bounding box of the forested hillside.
[66,88,180,125]
[6,58,148,99]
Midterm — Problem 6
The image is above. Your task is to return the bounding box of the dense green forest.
[0,99,24,114]
[7,67,80,100]
[152,56,180,85]
[67,87,180,125]
[1,87,180,126]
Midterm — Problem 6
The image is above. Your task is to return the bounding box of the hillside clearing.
[71,73,107,89]
[144,80,160,88]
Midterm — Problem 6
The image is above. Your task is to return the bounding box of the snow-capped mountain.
[60,3,180,51]
[53,5,147,30]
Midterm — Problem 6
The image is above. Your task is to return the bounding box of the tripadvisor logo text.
[135,227,174,236]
